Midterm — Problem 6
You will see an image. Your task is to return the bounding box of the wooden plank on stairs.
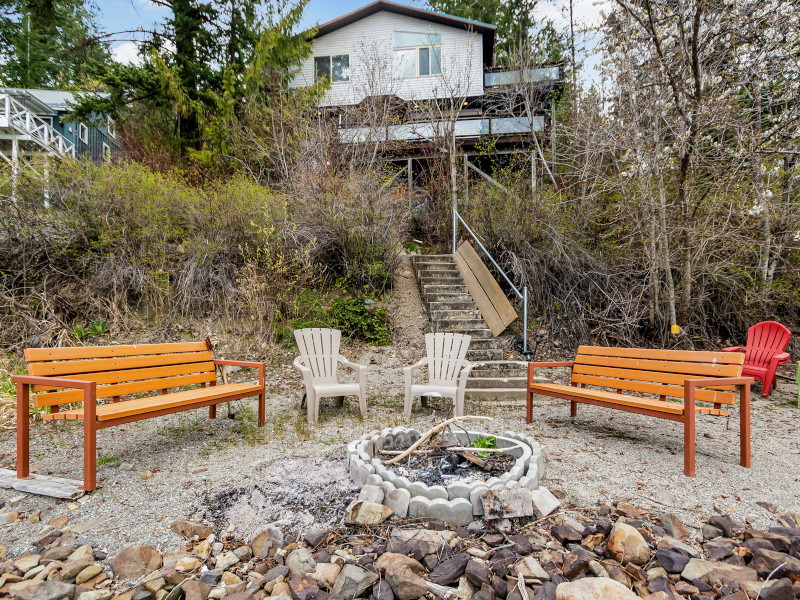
[454,242,518,336]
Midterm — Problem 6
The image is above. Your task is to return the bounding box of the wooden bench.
[13,341,265,491]
[526,346,753,477]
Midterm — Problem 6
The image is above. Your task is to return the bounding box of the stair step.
[465,388,527,401]
[466,349,504,361]
[414,255,456,263]
[422,284,469,295]
[433,318,488,330]
[436,327,494,339]
[469,361,530,378]
[419,275,463,286]
[414,264,460,273]
[427,299,478,312]
[466,376,527,389]
[429,309,481,321]
[463,338,502,350]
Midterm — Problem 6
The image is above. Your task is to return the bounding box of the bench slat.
[529,383,729,416]
[573,365,737,404]
[43,383,262,421]
[28,351,214,377]
[34,371,217,407]
[575,354,743,378]
[24,342,209,362]
[31,361,216,392]
[578,346,744,364]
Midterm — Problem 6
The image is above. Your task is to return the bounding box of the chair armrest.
[214,359,265,387]
[404,358,429,381]
[773,352,791,364]
[293,356,314,390]
[338,355,367,373]
[458,360,473,387]
[721,346,745,353]
[527,361,574,385]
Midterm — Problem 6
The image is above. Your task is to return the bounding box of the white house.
[289,1,496,107]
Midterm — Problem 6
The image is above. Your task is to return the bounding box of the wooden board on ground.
[454,241,518,336]
[0,468,84,499]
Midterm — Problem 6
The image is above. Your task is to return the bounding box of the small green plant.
[97,455,118,466]
[87,321,109,336]
[72,325,88,340]
[469,435,497,458]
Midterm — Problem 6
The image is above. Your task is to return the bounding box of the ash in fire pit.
[385,442,515,487]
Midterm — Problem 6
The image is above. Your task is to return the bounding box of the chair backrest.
[743,321,792,368]
[294,328,342,384]
[23,342,216,410]
[571,346,745,406]
[425,332,471,385]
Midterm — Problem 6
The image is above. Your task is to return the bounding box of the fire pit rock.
[347,427,547,526]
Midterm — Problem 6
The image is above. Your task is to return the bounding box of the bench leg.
[683,395,696,477]
[209,404,217,419]
[258,392,265,427]
[526,391,533,424]
[16,383,33,480]
[740,384,751,468]
[570,401,577,418]
[81,418,97,491]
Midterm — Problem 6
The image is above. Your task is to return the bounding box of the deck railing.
[1,93,75,158]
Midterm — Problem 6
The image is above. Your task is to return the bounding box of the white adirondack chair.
[293,328,367,425]
[404,332,472,418]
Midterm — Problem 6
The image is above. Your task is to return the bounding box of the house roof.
[0,87,107,114]
[314,1,497,68]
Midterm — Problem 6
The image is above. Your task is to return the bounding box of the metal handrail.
[1,93,75,158]
[453,209,529,354]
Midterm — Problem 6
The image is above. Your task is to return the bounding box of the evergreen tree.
[426,0,537,64]
[0,0,110,88]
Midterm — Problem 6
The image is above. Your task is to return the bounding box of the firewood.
[383,416,492,465]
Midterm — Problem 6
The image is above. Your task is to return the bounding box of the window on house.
[78,122,88,143]
[102,142,111,162]
[393,31,442,78]
[314,54,350,82]
[107,117,116,139]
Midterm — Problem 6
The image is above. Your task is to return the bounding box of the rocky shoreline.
[1,496,798,600]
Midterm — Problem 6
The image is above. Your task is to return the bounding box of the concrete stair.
[412,255,503,362]
[411,254,538,402]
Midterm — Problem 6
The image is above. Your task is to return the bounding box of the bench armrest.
[214,359,265,387]
[12,375,97,422]
[527,361,575,385]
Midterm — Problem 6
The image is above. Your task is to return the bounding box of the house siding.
[290,11,484,106]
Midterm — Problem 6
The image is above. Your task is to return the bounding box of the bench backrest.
[572,346,745,405]
[23,342,216,409]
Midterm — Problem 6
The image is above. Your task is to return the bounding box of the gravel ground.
[0,255,797,560]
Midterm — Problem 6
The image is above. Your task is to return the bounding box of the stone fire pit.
[347,427,555,527]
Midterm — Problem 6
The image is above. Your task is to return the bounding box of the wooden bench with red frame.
[12,340,265,491]
[526,346,753,477]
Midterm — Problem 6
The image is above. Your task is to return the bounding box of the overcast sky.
[102,0,608,84]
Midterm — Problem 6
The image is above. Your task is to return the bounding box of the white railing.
[1,93,75,158]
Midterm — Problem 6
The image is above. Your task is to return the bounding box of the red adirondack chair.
[722,321,791,397]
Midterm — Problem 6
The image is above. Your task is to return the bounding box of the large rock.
[654,512,690,542]
[314,562,341,590]
[757,578,795,600]
[182,580,212,600]
[680,558,758,583]
[376,553,428,600]
[555,577,640,600]
[607,523,651,565]
[331,564,379,597]
[287,548,317,576]
[514,556,550,579]
[708,515,742,538]
[466,560,492,587]
[481,488,534,519]
[251,526,285,558]
[289,575,320,600]
[15,580,75,600]
[111,545,161,579]
[530,488,561,519]
[430,553,470,585]
[170,520,214,540]
[62,544,96,580]
[215,551,240,571]
[655,549,690,574]
[345,500,394,525]
[749,548,800,578]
